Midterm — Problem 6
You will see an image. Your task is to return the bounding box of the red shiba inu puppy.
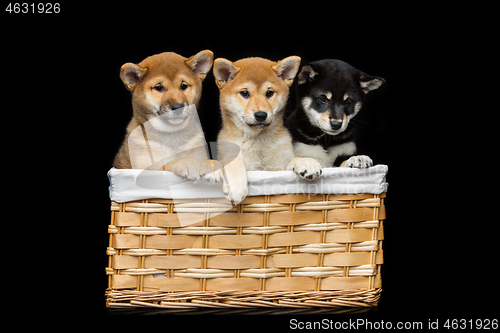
[114,50,222,182]
[214,56,322,204]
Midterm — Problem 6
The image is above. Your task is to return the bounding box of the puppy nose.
[254,111,268,122]
[330,120,343,130]
[171,103,185,114]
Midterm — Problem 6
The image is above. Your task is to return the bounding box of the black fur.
[286,59,384,167]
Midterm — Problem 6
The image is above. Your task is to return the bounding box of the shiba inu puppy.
[114,50,222,182]
[214,56,322,204]
[286,59,384,168]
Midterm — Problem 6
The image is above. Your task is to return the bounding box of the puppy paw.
[167,157,201,181]
[222,183,248,206]
[288,157,322,180]
[341,155,373,168]
[200,159,224,183]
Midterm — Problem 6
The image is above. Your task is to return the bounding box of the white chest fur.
[235,134,293,171]
[293,141,356,168]
[127,118,208,170]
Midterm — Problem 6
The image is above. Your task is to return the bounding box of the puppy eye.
[344,98,352,105]
[266,90,274,98]
[240,90,250,98]
[180,82,189,91]
[318,95,328,103]
[153,84,165,92]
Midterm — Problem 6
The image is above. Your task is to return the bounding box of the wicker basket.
[106,170,387,309]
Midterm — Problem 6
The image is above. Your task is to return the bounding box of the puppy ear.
[213,58,240,89]
[359,74,385,94]
[185,50,214,82]
[297,65,318,85]
[273,56,301,87]
[120,63,149,91]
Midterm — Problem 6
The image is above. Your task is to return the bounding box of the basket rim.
[108,165,389,203]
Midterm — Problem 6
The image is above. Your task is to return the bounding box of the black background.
[2,3,495,328]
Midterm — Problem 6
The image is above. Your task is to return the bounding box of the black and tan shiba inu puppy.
[286,59,385,168]
[214,56,322,204]
[114,50,223,182]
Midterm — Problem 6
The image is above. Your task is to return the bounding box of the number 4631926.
[6,3,60,13]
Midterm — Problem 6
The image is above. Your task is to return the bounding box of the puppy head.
[120,50,213,130]
[297,59,384,135]
[214,56,300,135]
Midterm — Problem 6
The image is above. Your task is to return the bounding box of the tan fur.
[214,57,322,204]
[114,50,222,182]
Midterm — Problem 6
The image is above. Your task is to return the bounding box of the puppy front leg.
[340,155,373,168]
[200,159,224,183]
[287,157,322,180]
[221,154,248,205]
[164,157,201,181]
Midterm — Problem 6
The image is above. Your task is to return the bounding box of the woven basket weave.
[106,192,386,309]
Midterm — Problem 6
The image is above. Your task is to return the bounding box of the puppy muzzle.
[158,104,190,124]
[247,111,271,128]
